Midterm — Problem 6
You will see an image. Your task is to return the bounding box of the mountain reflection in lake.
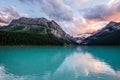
[0,46,120,80]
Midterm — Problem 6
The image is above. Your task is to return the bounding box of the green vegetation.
[0,30,71,45]
[0,17,71,45]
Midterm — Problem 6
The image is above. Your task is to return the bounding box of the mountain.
[81,21,120,45]
[1,17,120,45]
[0,17,71,45]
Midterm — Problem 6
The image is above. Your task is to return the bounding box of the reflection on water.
[0,46,120,80]
[55,52,120,80]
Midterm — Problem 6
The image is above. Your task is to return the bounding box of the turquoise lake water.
[0,46,120,80]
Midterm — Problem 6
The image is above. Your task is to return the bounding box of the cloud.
[0,6,20,26]
[66,0,91,5]
[19,0,105,35]
[0,18,7,24]
[66,0,120,35]
[81,0,120,22]
[19,0,34,3]
[40,0,74,22]
[19,0,74,22]
[0,66,40,80]
[55,52,120,79]
[63,17,108,36]
[16,0,120,36]
[81,5,110,21]
[21,13,29,17]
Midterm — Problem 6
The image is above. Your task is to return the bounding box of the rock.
[65,34,78,44]
[0,17,71,45]
[81,21,120,45]
[47,20,66,38]
[2,17,66,38]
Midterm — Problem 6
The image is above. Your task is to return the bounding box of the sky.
[0,0,120,36]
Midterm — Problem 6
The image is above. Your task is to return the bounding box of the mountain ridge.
[0,17,120,45]
[0,17,71,45]
[80,21,120,45]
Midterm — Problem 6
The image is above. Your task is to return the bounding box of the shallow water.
[0,46,120,80]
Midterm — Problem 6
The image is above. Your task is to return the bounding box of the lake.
[0,46,120,80]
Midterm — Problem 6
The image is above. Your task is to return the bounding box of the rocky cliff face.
[81,21,120,45]
[7,17,66,38]
[0,17,70,45]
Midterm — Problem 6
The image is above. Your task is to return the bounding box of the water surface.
[0,46,120,80]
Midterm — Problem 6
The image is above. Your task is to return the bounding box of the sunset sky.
[0,0,120,36]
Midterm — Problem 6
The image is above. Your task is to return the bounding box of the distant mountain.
[1,17,120,45]
[81,21,120,45]
[0,17,71,45]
